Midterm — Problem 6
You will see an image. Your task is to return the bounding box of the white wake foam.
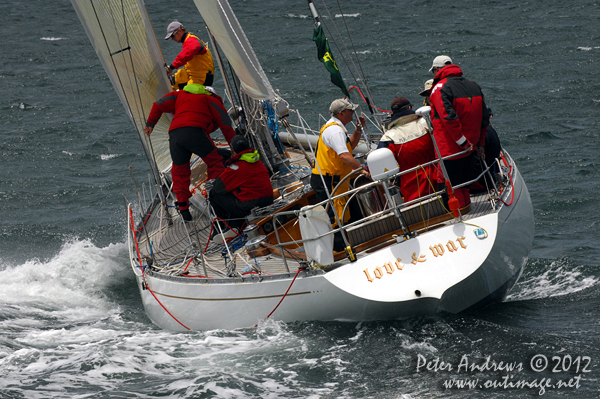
[335,13,360,18]
[507,260,598,301]
[0,239,129,325]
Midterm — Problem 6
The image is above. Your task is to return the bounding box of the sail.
[71,0,173,172]
[191,0,277,101]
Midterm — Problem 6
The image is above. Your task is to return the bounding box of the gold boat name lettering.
[362,236,468,283]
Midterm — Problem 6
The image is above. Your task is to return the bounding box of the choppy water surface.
[1,0,599,397]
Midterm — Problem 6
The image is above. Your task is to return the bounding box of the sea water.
[1,0,599,397]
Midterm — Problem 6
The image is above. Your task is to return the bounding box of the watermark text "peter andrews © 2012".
[414,353,592,395]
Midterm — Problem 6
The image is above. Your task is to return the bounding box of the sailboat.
[71,0,534,331]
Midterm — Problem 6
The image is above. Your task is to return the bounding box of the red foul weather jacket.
[146,89,235,143]
[172,33,209,69]
[214,149,273,203]
[429,64,489,158]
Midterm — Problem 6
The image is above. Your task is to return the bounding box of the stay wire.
[316,1,380,130]
[229,62,244,114]
[117,0,145,130]
[316,1,361,88]
[209,30,237,110]
[251,268,302,328]
[333,0,375,103]
[91,0,163,195]
[117,0,163,192]
[120,2,159,157]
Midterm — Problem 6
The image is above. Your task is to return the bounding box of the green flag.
[312,24,349,97]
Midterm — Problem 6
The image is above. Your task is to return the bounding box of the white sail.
[192,0,277,101]
[71,0,173,172]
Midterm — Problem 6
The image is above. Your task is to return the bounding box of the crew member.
[377,97,437,202]
[209,135,273,241]
[428,55,490,208]
[144,84,236,221]
[310,99,366,227]
[164,21,215,88]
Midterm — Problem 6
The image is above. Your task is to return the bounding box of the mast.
[193,0,313,175]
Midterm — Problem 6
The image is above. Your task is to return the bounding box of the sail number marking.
[363,236,468,283]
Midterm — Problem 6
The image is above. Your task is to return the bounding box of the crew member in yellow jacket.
[164,21,214,89]
[310,99,366,233]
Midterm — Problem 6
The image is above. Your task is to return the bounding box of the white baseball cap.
[429,55,453,72]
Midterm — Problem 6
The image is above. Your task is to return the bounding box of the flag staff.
[308,0,349,97]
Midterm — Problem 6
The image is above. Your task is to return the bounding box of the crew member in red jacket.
[209,135,273,238]
[164,21,214,88]
[144,84,236,221]
[428,55,490,208]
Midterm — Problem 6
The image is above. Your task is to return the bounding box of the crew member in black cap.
[377,97,437,202]
[208,135,274,243]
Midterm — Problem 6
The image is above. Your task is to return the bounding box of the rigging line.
[251,268,302,328]
[241,93,275,173]
[216,0,274,95]
[117,0,163,194]
[317,0,361,88]
[105,0,145,133]
[119,1,149,131]
[208,29,237,110]
[129,206,144,274]
[334,0,376,107]
[348,86,390,113]
[89,0,162,191]
[227,60,244,117]
[118,0,145,119]
[145,283,191,330]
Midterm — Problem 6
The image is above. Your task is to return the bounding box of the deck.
[130,145,510,281]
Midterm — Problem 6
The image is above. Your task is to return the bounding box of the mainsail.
[191,0,277,101]
[71,0,173,173]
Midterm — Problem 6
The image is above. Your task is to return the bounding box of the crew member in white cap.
[429,55,453,74]
[310,99,366,235]
[428,55,490,209]
[164,21,214,88]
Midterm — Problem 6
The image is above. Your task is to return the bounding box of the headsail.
[190,0,303,174]
[71,0,173,173]
[191,0,277,101]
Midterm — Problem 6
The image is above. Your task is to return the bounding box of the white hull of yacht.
[131,165,533,332]
[73,0,535,333]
